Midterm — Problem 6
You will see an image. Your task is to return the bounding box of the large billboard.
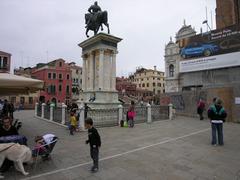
[179,25,240,72]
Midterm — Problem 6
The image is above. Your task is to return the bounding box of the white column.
[50,105,54,121]
[61,103,67,125]
[82,57,86,91]
[118,104,123,126]
[147,103,152,123]
[89,53,94,90]
[98,49,104,90]
[35,103,38,116]
[41,103,46,119]
[79,102,86,131]
[112,51,117,91]
[169,103,173,120]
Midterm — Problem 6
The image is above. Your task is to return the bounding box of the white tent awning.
[0,73,44,95]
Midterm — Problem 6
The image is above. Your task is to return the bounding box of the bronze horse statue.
[85,11,110,37]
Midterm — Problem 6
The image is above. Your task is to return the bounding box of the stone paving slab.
[3,110,240,180]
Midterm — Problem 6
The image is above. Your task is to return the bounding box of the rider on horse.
[86,1,102,28]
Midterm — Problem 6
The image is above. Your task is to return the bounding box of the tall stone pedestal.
[78,33,122,109]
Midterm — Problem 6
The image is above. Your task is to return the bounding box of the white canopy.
[0,73,44,95]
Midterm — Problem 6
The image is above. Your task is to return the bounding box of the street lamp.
[202,20,211,32]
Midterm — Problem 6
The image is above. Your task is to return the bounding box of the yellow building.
[129,66,165,95]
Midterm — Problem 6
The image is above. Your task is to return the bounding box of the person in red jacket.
[197,99,205,120]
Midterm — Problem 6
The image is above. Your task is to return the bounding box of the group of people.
[197,97,227,146]
[0,115,58,176]
[0,99,15,120]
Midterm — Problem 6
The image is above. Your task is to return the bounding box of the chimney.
[154,66,157,71]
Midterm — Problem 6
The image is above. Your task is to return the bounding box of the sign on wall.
[180,24,240,60]
[180,51,240,73]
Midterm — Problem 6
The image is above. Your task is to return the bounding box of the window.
[147,83,149,87]
[169,64,174,77]
[10,97,16,103]
[59,62,62,67]
[153,83,156,87]
[153,77,155,80]
[158,83,161,87]
[157,78,160,80]
[48,73,51,79]
[20,97,25,104]
[76,79,79,83]
[67,74,70,80]
[139,84,141,88]
[29,97,33,104]
[141,79,143,81]
[59,85,62,92]
[59,74,62,79]
[158,90,161,94]
[1,57,8,68]
[66,85,70,94]
[142,83,145,87]
[76,70,79,74]
[48,85,56,94]
[53,73,56,79]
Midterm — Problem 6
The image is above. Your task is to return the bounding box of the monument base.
[83,90,121,109]
[79,33,122,109]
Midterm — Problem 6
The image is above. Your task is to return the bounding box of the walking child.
[69,111,77,135]
[85,117,101,172]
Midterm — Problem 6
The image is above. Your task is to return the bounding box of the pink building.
[31,59,72,105]
[0,51,11,73]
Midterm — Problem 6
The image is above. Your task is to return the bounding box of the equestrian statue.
[85,1,110,37]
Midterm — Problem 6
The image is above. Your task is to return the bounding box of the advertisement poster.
[180,25,240,59]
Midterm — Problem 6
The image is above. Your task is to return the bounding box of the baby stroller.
[32,137,58,168]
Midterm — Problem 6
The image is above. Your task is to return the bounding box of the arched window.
[169,64,174,77]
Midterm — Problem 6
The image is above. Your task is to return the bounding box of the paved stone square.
[4,110,240,180]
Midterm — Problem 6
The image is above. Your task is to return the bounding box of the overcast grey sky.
[0,0,216,76]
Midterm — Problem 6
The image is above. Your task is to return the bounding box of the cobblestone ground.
[4,110,240,180]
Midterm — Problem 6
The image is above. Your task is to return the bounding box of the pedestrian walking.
[69,112,77,135]
[85,117,101,173]
[208,98,227,146]
[197,99,205,120]
[127,101,136,128]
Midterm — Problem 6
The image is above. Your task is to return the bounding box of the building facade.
[0,51,11,73]
[68,62,82,102]
[164,21,196,93]
[129,66,165,95]
[216,0,240,29]
[31,59,72,105]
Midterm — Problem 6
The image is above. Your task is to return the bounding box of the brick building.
[31,59,72,105]
[116,77,153,104]
[116,77,137,96]
[216,0,240,29]
[0,51,11,73]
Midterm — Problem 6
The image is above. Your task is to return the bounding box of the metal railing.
[87,108,119,128]
[151,105,169,121]
[35,103,171,128]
